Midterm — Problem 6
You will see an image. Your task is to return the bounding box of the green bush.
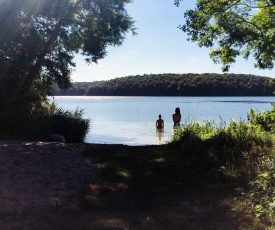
[48,107,90,143]
[171,119,272,181]
[249,156,275,221]
[248,105,275,131]
[0,101,50,139]
[171,113,275,224]
[0,100,90,143]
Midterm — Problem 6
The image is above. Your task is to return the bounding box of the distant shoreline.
[53,73,275,97]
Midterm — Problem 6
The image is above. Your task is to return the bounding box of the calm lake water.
[51,96,275,145]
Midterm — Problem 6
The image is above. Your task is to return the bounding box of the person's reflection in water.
[156,114,164,144]
[156,128,164,144]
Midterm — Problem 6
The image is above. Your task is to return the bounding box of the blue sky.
[72,0,275,82]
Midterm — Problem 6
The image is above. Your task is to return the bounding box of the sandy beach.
[0,141,100,215]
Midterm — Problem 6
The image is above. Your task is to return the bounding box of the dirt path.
[0,141,100,215]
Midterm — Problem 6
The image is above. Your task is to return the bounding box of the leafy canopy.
[175,0,275,71]
[0,0,135,111]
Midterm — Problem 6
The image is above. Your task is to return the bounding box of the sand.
[0,141,100,214]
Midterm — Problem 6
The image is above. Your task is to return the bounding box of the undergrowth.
[171,105,275,226]
[0,101,90,143]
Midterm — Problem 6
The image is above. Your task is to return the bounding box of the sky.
[71,0,275,82]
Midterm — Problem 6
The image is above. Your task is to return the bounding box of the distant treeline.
[53,73,275,96]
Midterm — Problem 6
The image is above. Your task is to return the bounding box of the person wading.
[172,107,181,128]
[156,114,164,129]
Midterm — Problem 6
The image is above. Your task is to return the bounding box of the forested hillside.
[53,73,275,96]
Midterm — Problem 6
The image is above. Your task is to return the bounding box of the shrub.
[0,99,55,139]
[249,154,275,223]
[48,107,90,143]
[0,100,90,143]
[171,114,275,224]
[171,119,272,181]
[248,105,275,131]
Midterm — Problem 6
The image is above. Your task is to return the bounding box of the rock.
[50,134,65,143]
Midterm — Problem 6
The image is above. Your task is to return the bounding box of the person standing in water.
[156,114,164,144]
[172,107,181,128]
[156,114,164,129]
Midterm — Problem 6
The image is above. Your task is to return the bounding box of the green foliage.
[172,120,218,141]
[171,118,272,180]
[175,0,275,71]
[249,105,275,131]
[246,105,275,221]
[171,108,275,223]
[249,156,275,221]
[0,101,90,143]
[49,108,90,143]
[0,0,135,140]
[0,98,56,139]
[0,0,135,93]
[54,73,275,96]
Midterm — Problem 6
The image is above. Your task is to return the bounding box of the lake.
[51,96,275,145]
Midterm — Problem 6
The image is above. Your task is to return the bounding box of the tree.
[0,0,135,112]
[0,0,135,138]
[175,0,275,71]
[0,0,135,136]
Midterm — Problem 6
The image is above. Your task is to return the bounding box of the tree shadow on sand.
[5,144,261,230]
[75,144,258,230]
